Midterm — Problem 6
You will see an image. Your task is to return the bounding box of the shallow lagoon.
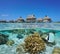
[0,23,60,54]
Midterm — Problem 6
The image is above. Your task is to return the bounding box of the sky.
[0,0,60,22]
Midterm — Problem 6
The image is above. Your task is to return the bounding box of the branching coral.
[24,32,46,54]
[6,40,14,46]
[52,47,60,54]
[16,44,25,54]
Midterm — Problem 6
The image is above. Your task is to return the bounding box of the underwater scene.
[0,23,60,54]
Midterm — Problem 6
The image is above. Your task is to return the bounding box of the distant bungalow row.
[0,15,52,23]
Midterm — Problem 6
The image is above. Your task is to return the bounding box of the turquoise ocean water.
[0,23,60,54]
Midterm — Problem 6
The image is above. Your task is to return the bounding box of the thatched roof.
[17,16,24,21]
[43,15,51,20]
[17,17,24,21]
[26,15,36,20]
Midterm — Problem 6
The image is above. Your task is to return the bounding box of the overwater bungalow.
[26,15,36,23]
[15,17,25,23]
[43,15,52,22]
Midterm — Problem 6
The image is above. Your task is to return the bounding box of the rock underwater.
[0,34,9,45]
[17,34,24,39]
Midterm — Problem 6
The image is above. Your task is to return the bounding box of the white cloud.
[1,14,9,17]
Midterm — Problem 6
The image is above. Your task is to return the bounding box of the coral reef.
[16,44,26,54]
[17,34,23,39]
[24,32,46,54]
[25,29,36,35]
[6,40,14,46]
[11,29,25,34]
[0,34,8,45]
[52,47,60,54]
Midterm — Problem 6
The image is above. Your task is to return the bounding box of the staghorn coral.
[16,44,26,54]
[6,40,14,46]
[52,47,60,54]
[24,32,46,54]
